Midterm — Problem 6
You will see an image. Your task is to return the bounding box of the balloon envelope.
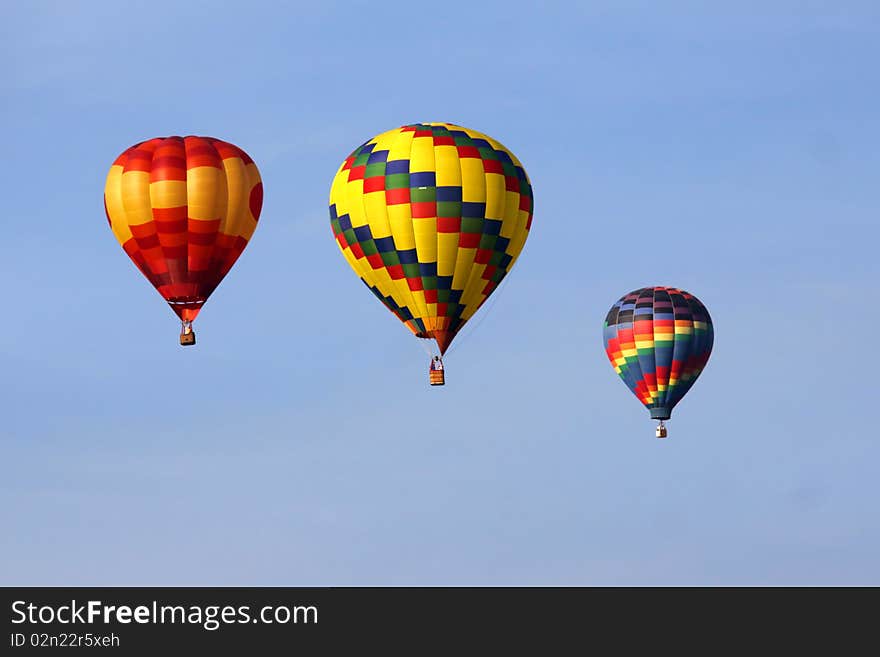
[104,135,263,322]
[603,287,713,420]
[328,122,533,354]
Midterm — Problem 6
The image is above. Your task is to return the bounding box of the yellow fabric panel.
[459,261,489,314]
[104,165,132,245]
[451,247,477,290]
[149,179,189,212]
[500,190,520,239]
[372,127,402,153]
[437,232,458,277]
[120,170,153,226]
[434,144,460,187]
[505,238,525,272]
[503,223,529,268]
[220,156,260,240]
[387,204,416,250]
[369,264,397,298]
[184,167,225,221]
[409,134,435,173]
[510,194,532,262]
[351,255,381,293]
[363,192,393,239]
[386,127,414,159]
[390,279,419,319]
[459,157,485,202]
[484,171,506,221]
[344,177,368,228]
[412,217,437,265]
[220,155,247,235]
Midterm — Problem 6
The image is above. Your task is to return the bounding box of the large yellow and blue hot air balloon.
[104,136,263,345]
[329,123,533,384]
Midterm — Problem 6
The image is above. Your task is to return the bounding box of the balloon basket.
[180,331,196,346]
[655,422,667,439]
[429,370,445,386]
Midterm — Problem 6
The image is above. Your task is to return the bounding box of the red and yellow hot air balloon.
[328,122,534,385]
[104,136,263,345]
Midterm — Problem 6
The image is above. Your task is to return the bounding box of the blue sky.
[1,0,877,585]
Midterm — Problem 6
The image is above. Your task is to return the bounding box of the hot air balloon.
[603,287,713,438]
[104,136,263,345]
[328,122,534,384]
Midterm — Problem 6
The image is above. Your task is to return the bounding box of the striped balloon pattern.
[104,136,263,323]
[603,287,713,420]
[328,123,533,354]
